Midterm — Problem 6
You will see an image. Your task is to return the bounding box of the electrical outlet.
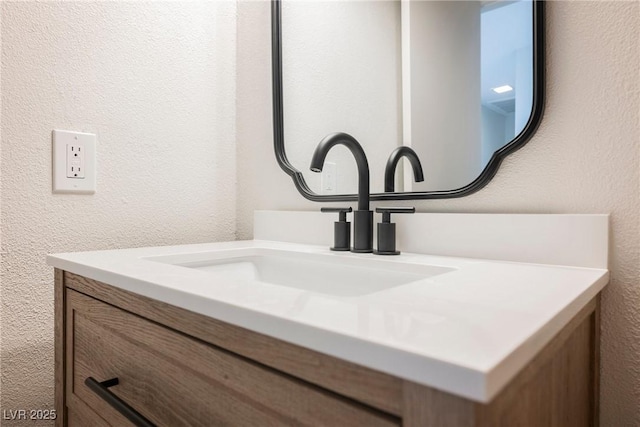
[53,130,96,194]
[66,144,85,178]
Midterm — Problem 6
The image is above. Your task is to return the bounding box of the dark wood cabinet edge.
[592,295,601,427]
[54,269,67,427]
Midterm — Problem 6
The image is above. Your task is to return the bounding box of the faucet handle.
[321,207,352,251]
[374,207,415,255]
[375,207,415,223]
[321,207,353,222]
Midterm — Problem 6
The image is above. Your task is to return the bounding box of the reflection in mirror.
[280,0,536,195]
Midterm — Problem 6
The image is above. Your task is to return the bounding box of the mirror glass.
[278,0,539,196]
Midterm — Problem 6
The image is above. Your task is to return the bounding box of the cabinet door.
[65,289,398,427]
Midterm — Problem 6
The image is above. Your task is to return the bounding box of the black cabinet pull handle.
[85,377,156,427]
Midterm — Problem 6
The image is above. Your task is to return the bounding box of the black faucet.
[310,132,373,253]
[384,146,424,192]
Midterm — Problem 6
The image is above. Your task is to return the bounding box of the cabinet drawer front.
[66,290,398,427]
[67,395,111,427]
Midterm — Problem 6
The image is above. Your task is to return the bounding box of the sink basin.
[146,248,454,297]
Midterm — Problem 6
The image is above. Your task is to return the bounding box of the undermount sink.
[145,248,455,297]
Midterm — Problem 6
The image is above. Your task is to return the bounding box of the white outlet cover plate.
[52,130,96,194]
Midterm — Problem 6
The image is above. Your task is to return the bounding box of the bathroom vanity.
[50,212,609,427]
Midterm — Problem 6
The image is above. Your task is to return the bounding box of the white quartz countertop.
[47,239,608,402]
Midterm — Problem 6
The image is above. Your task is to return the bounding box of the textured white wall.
[236,1,640,424]
[0,1,236,422]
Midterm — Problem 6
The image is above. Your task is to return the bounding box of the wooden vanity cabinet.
[55,270,601,427]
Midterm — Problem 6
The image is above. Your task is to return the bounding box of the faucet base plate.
[373,250,401,256]
[350,248,374,254]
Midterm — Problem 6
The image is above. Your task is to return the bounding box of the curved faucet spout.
[310,132,370,211]
[385,146,424,192]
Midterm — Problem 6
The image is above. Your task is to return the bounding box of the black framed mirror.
[272,0,545,201]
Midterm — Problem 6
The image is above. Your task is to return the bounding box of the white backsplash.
[254,210,608,269]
